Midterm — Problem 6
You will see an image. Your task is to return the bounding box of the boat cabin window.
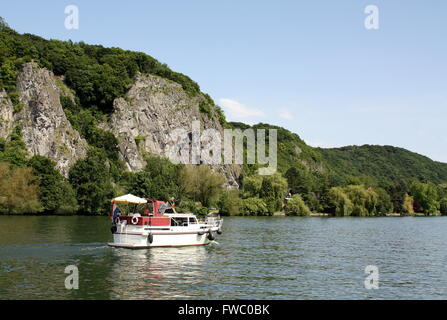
[164,207,175,213]
[171,217,189,226]
[144,203,153,216]
[189,217,197,224]
[158,203,168,214]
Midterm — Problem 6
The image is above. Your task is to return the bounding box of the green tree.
[375,187,393,215]
[0,162,41,214]
[180,165,225,207]
[217,189,242,216]
[0,126,28,166]
[409,181,440,215]
[259,173,288,213]
[285,194,311,216]
[125,155,184,201]
[341,185,378,216]
[328,187,354,216]
[285,165,314,195]
[386,181,408,213]
[402,193,415,215]
[68,149,114,215]
[28,155,78,214]
[302,192,320,212]
[439,198,447,216]
[240,197,269,216]
[242,174,263,197]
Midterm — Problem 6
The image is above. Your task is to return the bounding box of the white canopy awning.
[112,194,147,204]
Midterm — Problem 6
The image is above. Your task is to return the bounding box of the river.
[1,216,446,299]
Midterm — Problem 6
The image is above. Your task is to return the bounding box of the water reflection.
[108,246,210,299]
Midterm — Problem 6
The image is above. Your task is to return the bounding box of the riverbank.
[0,212,442,217]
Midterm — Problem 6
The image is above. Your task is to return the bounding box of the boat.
[107,194,223,248]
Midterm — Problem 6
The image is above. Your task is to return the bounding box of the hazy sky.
[2,1,446,161]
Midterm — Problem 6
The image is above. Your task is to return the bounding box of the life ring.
[131,216,139,225]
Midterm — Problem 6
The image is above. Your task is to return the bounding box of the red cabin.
[110,194,175,227]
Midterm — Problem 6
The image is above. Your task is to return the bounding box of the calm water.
[1,215,447,300]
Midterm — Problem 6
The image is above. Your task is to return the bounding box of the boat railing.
[205,216,223,229]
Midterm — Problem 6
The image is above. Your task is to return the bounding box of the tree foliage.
[328,187,354,217]
[319,145,447,186]
[28,155,78,214]
[402,193,415,215]
[240,197,269,216]
[285,194,311,216]
[68,149,114,215]
[180,165,225,207]
[0,162,41,214]
[439,198,447,216]
[259,173,288,213]
[409,181,439,215]
[217,189,242,216]
[124,155,184,201]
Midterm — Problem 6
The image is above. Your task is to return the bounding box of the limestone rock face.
[106,74,240,188]
[14,62,88,176]
[1,63,239,187]
[0,91,14,138]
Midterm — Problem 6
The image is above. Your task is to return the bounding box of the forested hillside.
[1,18,447,217]
[318,145,447,186]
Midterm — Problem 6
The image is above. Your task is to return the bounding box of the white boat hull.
[108,223,221,249]
[109,231,212,248]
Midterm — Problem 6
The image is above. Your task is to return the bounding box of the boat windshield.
[171,217,188,226]
[158,203,176,214]
[189,217,197,224]
[114,203,150,216]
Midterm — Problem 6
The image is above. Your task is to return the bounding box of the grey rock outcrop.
[0,91,14,138]
[10,62,88,176]
[105,74,240,188]
[1,63,239,187]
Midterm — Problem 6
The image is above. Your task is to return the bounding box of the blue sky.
[2,1,447,161]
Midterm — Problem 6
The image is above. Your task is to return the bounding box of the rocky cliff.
[105,73,240,188]
[0,62,240,186]
[0,62,89,176]
[0,90,14,138]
